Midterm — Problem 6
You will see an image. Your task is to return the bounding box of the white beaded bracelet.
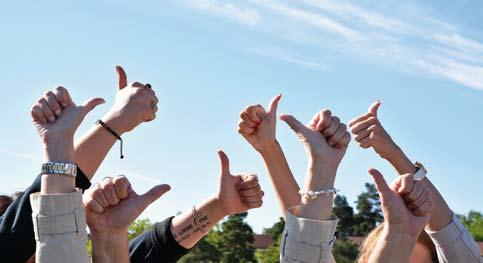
[299,188,339,200]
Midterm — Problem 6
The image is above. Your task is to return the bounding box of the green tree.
[128,218,153,240]
[352,183,383,236]
[333,237,359,263]
[333,195,355,236]
[216,212,256,263]
[458,210,483,241]
[179,230,222,263]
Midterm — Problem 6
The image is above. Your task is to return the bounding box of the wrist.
[43,138,75,163]
[257,139,279,155]
[304,160,337,190]
[102,111,128,135]
[208,195,230,220]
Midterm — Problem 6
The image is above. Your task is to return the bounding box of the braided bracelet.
[299,188,339,200]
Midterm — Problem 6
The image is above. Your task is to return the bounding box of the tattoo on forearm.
[173,207,212,243]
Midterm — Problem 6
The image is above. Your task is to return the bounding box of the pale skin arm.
[74,66,159,179]
[172,151,264,249]
[349,100,452,231]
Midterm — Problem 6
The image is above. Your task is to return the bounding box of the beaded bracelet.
[299,188,339,200]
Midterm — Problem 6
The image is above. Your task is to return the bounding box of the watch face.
[415,161,427,173]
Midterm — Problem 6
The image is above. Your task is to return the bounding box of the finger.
[241,191,264,203]
[349,113,372,128]
[327,123,347,146]
[245,105,265,124]
[139,184,171,208]
[80,98,105,117]
[335,132,351,149]
[91,185,110,208]
[44,91,62,116]
[238,121,255,134]
[412,197,433,217]
[113,176,130,200]
[403,180,424,203]
[368,100,381,117]
[322,116,340,137]
[407,189,431,210]
[368,168,391,199]
[245,200,263,209]
[38,98,56,123]
[130,81,145,88]
[280,114,309,135]
[351,117,377,134]
[267,94,281,116]
[353,125,375,142]
[315,109,332,131]
[116,65,128,90]
[358,137,372,149]
[31,104,47,123]
[101,179,120,205]
[84,196,104,213]
[238,185,261,197]
[53,86,73,108]
[237,179,259,190]
[240,113,259,128]
[218,150,230,176]
[397,174,415,196]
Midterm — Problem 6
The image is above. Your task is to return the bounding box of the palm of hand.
[35,106,87,141]
[244,115,276,151]
[382,187,429,238]
[299,127,347,167]
[217,174,247,215]
[111,88,151,132]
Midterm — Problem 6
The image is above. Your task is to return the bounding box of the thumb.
[80,98,105,116]
[218,150,230,176]
[280,114,308,135]
[139,184,171,208]
[267,94,282,117]
[368,100,381,117]
[368,168,391,199]
[116,65,128,90]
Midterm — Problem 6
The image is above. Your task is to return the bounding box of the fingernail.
[49,117,55,122]
[62,103,67,107]
[55,110,61,115]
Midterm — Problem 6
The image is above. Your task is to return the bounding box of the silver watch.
[41,162,77,177]
[413,161,427,180]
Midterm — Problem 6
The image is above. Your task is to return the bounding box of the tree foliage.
[458,210,483,241]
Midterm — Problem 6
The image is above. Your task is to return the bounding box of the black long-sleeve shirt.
[0,169,189,263]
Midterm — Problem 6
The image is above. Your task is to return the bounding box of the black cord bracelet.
[96,119,124,159]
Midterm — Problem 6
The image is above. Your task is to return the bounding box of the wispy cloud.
[247,47,329,71]
[0,149,40,162]
[117,169,164,184]
[182,0,261,26]
[182,0,483,90]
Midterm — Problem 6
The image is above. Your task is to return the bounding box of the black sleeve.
[130,216,190,263]
[0,168,91,263]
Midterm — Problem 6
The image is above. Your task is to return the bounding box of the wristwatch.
[41,162,77,177]
[413,161,427,180]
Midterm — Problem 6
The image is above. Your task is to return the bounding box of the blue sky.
[0,0,482,233]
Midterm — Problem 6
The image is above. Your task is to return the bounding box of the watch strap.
[41,162,77,177]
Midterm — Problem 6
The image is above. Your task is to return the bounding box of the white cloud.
[183,0,261,26]
[247,47,329,71]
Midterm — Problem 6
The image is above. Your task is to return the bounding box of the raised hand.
[31,86,105,144]
[238,94,281,152]
[83,176,170,233]
[280,109,351,169]
[349,101,400,159]
[369,168,432,238]
[102,66,159,134]
[215,151,264,215]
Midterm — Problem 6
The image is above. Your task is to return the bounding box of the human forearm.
[298,160,336,221]
[170,195,226,249]
[259,140,300,217]
[91,230,129,263]
[74,113,125,179]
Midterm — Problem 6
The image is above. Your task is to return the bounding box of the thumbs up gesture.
[102,65,159,134]
[238,94,281,152]
[215,151,264,216]
[280,109,351,169]
[349,100,398,159]
[30,86,105,150]
[83,176,171,234]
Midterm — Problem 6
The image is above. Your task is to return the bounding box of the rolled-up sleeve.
[30,189,88,263]
[280,206,338,263]
[426,213,482,263]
